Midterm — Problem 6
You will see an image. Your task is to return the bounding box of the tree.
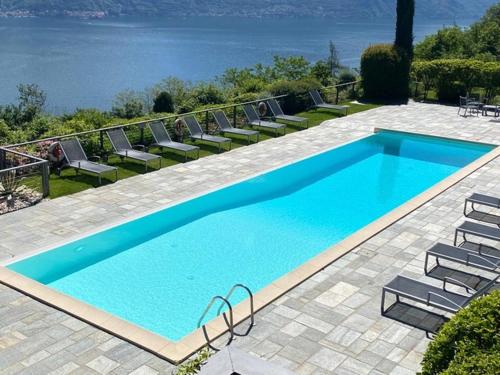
[271,55,311,81]
[311,60,333,86]
[327,41,342,79]
[153,92,174,113]
[395,0,415,58]
[414,4,500,61]
[111,90,145,119]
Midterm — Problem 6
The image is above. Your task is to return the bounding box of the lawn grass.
[48,102,381,199]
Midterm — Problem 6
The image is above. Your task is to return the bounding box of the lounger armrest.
[443,277,475,294]
[427,291,462,309]
[478,243,500,260]
[466,252,498,269]
[88,156,101,162]
[133,144,146,151]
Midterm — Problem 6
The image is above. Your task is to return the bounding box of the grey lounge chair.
[183,115,231,153]
[242,104,286,136]
[309,89,349,116]
[148,121,199,162]
[106,128,161,172]
[425,243,500,276]
[212,110,259,145]
[454,221,500,259]
[464,193,500,227]
[59,138,118,185]
[267,98,309,128]
[382,273,499,315]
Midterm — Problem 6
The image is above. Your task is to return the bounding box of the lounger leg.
[98,175,102,186]
[229,141,232,151]
[185,151,188,163]
[145,161,148,172]
[454,230,459,246]
[381,289,388,315]
[115,170,118,182]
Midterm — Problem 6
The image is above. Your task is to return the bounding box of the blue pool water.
[9,131,494,341]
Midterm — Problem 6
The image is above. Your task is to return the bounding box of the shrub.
[192,83,225,106]
[420,291,500,375]
[0,119,10,145]
[361,44,410,100]
[436,81,467,103]
[411,59,499,102]
[153,91,174,113]
[269,78,321,114]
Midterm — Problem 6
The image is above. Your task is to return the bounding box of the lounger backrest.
[183,116,203,136]
[107,128,132,151]
[459,96,468,106]
[466,274,500,304]
[242,104,259,122]
[267,99,284,116]
[59,138,88,162]
[212,110,233,130]
[310,90,325,105]
[149,121,172,144]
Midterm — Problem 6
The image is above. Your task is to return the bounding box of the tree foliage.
[152,91,174,113]
[415,4,500,61]
[395,0,415,58]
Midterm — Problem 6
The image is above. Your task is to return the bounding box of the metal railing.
[0,147,50,207]
[3,94,289,151]
[3,80,361,151]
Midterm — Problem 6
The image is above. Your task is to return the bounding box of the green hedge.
[360,44,410,100]
[412,59,500,102]
[269,78,321,114]
[420,291,500,375]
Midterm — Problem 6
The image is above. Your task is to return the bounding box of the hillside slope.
[0,0,498,18]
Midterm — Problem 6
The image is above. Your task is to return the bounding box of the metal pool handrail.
[197,295,234,351]
[217,283,255,337]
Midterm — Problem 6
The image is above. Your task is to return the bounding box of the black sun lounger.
[212,110,259,144]
[309,89,349,116]
[266,98,309,128]
[106,128,161,172]
[183,115,232,153]
[148,121,199,162]
[59,138,118,185]
[425,242,500,275]
[454,221,500,258]
[464,193,500,227]
[242,104,286,136]
[382,274,499,315]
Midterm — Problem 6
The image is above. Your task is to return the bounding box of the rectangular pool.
[8,130,494,342]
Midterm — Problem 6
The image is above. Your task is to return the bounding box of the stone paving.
[0,102,499,374]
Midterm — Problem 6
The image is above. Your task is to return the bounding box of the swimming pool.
[8,130,495,342]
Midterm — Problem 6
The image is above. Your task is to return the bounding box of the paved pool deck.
[0,101,499,374]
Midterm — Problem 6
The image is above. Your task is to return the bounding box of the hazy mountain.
[0,0,498,19]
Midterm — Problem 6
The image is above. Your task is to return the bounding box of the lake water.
[0,16,473,112]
